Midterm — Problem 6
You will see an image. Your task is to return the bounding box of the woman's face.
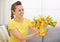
[13,5,24,18]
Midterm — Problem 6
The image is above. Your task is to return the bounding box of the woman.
[8,1,39,42]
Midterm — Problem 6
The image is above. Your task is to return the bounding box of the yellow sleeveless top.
[8,18,31,42]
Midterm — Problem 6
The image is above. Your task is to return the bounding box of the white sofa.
[0,25,60,42]
[0,25,9,42]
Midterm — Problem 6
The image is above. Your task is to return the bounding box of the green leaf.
[49,22,53,26]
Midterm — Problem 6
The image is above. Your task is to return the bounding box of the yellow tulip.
[30,21,35,28]
[31,15,57,36]
[36,18,42,23]
[52,21,57,27]
[39,29,45,36]
[44,21,49,26]
[47,16,51,21]
[47,20,50,24]
[36,22,40,28]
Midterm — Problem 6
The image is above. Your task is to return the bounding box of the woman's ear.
[11,10,15,15]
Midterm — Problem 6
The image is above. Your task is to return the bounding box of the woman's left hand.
[35,32,40,37]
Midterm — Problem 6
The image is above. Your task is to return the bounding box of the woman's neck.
[14,17,23,23]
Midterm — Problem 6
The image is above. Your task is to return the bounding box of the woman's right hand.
[33,31,40,37]
[33,31,39,36]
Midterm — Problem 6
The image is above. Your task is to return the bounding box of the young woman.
[8,1,39,42]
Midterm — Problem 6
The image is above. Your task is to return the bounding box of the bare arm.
[29,27,37,33]
[29,27,40,37]
[9,28,38,41]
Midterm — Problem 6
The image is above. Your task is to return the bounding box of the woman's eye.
[18,9,24,12]
[22,9,24,11]
[19,10,21,11]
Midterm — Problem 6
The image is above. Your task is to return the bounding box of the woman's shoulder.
[24,18,30,22]
[8,19,15,24]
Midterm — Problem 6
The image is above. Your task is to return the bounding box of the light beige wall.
[0,0,5,24]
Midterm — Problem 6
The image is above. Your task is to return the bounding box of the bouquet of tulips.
[30,16,57,36]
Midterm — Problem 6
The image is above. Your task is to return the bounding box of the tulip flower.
[31,15,57,36]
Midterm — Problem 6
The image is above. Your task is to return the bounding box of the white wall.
[0,0,5,24]
[0,0,60,27]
